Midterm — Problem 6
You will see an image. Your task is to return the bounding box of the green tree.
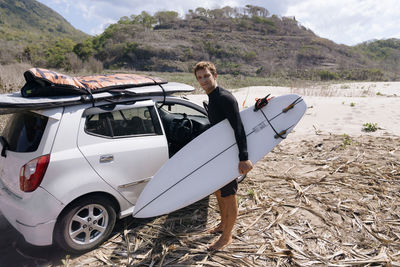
[222,6,236,18]
[46,38,75,68]
[195,7,208,17]
[73,40,94,61]
[245,5,269,17]
[23,44,45,65]
[208,8,224,19]
[128,12,156,28]
[138,11,156,28]
[154,11,179,25]
[118,16,131,24]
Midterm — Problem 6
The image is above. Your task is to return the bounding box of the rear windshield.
[2,112,48,152]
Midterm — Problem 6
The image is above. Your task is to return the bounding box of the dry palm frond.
[23,134,400,267]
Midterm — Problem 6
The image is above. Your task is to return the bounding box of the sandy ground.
[0,81,399,266]
[186,81,400,138]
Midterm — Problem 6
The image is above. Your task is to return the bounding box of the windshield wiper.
[0,136,9,158]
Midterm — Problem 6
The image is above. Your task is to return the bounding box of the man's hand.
[238,160,253,175]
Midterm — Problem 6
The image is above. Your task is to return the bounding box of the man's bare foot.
[207,236,232,251]
[207,224,223,234]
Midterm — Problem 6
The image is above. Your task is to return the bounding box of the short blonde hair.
[194,61,217,77]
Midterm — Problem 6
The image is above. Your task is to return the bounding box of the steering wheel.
[174,116,193,144]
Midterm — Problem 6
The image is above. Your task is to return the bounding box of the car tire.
[54,195,116,254]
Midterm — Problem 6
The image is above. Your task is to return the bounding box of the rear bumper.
[14,218,57,246]
[0,181,64,246]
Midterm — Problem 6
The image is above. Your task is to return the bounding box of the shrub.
[65,52,83,72]
[247,189,255,198]
[341,134,352,148]
[318,70,339,80]
[243,51,257,61]
[342,69,385,81]
[362,122,378,132]
[84,56,104,73]
[252,16,275,27]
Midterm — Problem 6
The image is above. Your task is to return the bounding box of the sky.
[36,0,400,46]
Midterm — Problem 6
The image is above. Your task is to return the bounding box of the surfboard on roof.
[0,68,195,114]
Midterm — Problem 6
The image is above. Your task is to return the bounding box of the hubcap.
[68,204,109,245]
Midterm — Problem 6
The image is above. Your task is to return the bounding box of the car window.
[2,112,48,152]
[159,103,207,118]
[85,106,162,138]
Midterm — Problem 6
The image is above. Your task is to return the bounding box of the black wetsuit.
[207,86,248,197]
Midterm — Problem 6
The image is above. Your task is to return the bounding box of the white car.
[0,84,211,253]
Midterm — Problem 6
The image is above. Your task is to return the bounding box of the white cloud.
[284,0,400,45]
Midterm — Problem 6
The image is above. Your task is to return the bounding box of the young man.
[194,61,253,251]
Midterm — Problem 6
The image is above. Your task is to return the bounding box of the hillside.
[0,0,87,63]
[1,3,399,81]
[83,8,390,80]
[354,38,400,74]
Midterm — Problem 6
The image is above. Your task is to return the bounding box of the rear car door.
[77,100,169,204]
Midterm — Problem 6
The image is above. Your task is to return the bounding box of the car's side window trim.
[82,99,153,117]
[157,100,208,117]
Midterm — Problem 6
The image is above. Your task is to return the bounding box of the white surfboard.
[132,94,307,218]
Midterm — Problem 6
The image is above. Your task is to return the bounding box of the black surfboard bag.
[21,68,167,97]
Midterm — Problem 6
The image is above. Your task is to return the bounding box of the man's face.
[195,68,217,94]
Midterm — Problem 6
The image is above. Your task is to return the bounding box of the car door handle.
[100,155,114,163]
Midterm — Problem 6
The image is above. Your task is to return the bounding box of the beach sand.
[0,82,399,266]
[187,81,400,138]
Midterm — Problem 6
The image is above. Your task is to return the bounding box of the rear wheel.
[54,196,116,254]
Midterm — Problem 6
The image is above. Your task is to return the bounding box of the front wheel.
[54,195,116,254]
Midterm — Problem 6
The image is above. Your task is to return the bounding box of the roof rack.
[0,68,195,115]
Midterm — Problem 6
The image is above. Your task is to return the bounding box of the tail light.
[20,154,50,192]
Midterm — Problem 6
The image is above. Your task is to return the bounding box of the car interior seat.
[130,116,146,134]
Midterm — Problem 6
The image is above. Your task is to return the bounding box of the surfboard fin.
[254,94,271,111]
[282,103,295,113]
[274,129,287,139]
[282,96,303,113]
